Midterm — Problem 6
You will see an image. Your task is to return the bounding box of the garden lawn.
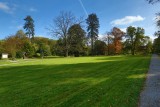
[0,55,151,107]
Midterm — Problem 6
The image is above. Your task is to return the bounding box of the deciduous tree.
[126,26,145,55]
[111,27,124,54]
[68,24,86,56]
[49,11,76,57]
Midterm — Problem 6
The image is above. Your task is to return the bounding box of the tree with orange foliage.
[111,27,124,54]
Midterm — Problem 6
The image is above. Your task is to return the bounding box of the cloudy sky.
[0,0,160,39]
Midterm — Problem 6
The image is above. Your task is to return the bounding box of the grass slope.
[0,55,151,107]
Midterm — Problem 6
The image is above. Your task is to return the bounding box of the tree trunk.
[91,37,94,56]
[65,36,68,57]
[131,37,135,55]
[107,36,110,55]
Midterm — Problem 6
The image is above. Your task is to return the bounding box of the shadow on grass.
[0,56,150,107]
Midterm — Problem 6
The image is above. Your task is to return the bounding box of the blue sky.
[0,0,160,40]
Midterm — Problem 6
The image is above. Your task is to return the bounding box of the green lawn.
[0,55,151,107]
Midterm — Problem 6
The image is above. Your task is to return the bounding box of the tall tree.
[86,13,100,55]
[49,11,76,57]
[68,24,86,57]
[24,15,35,43]
[111,27,124,54]
[126,26,136,55]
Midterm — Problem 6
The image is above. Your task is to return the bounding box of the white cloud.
[111,15,145,25]
[0,2,17,14]
[0,2,11,13]
[29,7,37,12]
[17,25,23,29]
[120,28,127,32]
[98,34,103,37]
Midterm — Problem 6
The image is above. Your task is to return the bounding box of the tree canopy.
[86,13,100,55]
[23,16,35,42]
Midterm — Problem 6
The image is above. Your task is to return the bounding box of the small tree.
[4,36,19,59]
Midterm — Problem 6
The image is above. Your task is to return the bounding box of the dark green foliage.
[153,38,160,53]
[54,38,65,56]
[24,16,35,42]
[23,42,35,58]
[16,51,23,58]
[94,40,107,55]
[38,43,51,57]
[126,26,145,55]
[86,13,100,55]
[68,24,86,57]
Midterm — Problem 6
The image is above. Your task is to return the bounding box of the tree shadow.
[0,56,150,107]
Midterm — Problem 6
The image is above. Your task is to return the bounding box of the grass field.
[0,55,151,107]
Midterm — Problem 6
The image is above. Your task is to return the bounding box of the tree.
[23,42,35,58]
[102,32,114,55]
[145,37,153,54]
[94,40,107,55]
[15,30,29,58]
[68,24,86,57]
[126,26,145,55]
[111,27,124,54]
[153,38,160,53]
[123,39,132,54]
[48,39,57,55]
[86,13,100,55]
[49,11,76,57]
[55,38,66,56]
[147,0,160,54]
[24,15,35,42]
[126,26,136,55]
[4,35,19,59]
[0,40,4,55]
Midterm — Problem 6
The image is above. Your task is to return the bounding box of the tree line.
[0,8,159,59]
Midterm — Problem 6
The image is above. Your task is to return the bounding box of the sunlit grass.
[0,55,151,107]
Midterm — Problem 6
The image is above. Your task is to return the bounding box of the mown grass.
[0,55,151,107]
